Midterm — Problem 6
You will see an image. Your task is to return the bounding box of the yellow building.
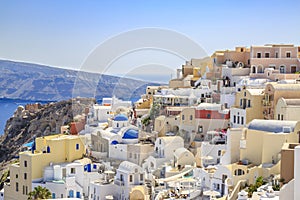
[4,134,85,200]
[230,88,264,127]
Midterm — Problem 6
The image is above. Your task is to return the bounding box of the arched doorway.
[280,65,286,73]
[252,66,256,73]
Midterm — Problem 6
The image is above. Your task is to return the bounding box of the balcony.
[262,100,271,106]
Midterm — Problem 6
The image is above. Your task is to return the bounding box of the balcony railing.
[262,100,271,106]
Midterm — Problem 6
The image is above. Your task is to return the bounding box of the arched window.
[280,66,286,73]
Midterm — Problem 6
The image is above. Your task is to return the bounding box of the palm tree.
[27,186,52,200]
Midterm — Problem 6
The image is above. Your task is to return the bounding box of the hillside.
[0,60,158,101]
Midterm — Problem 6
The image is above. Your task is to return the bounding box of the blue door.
[76,191,81,198]
[69,190,74,198]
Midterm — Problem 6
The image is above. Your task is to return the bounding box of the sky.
[0,0,299,82]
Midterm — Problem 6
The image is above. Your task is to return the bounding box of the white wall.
[109,144,128,160]
[295,146,300,200]
[200,142,226,167]
[89,182,118,200]
[230,108,246,128]
[220,93,236,108]
[220,128,242,165]
[0,189,4,200]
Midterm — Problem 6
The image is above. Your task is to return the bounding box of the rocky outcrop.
[0,98,95,165]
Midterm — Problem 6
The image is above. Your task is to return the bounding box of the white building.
[87,104,113,124]
[197,141,226,167]
[154,136,184,160]
[32,159,102,199]
[220,128,243,165]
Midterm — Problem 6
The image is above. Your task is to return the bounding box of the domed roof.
[122,129,138,139]
[111,140,119,145]
[113,114,128,121]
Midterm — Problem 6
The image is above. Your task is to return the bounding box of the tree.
[247,176,266,197]
[27,186,52,200]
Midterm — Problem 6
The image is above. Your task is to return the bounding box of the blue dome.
[114,114,128,121]
[123,129,138,139]
[111,140,119,145]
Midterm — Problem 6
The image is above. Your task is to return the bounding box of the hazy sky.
[1,0,299,82]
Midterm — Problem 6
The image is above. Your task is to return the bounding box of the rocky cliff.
[0,98,95,168]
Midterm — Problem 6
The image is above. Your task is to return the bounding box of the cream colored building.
[230,88,264,127]
[4,134,85,200]
[154,115,180,137]
[263,83,300,119]
[240,119,300,166]
[198,120,300,198]
[275,97,300,121]
[209,47,250,80]
[169,57,212,88]
[173,147,195,168]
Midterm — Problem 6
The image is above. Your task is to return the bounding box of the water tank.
[53,165,62,180]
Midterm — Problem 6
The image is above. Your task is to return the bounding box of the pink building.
[250,44,300,80]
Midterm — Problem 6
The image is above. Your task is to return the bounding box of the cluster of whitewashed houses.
[2,44,300,200]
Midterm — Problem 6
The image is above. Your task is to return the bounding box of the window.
[257,52,261,58]
[281,115,284,120]
[24,173,27,180]
[207,114,211,119]
[286,52,291,58]
[120,174,124,181]
[275,52,278,58]
[129,153,132,158]
[16,174,18,179]
[16,182,19,192]
[198,126,203,133]
[241,117,244,125]
[280,66,285,73]
[182,115,185,121]
[265,52,270,58]
[26,186,28,195]
[240,99,243,107]
[24,161,27,167]
[76,144,79,150]
[237,116,240,124]
[233,115,236,123]
[71,168,76,174]
[140,174,143,181]
[247,100,251,107]
[244,92,246,97]
[278,114,280,120]
[129,175,133,182]
[190,115,193,120]
[116,123,119,128]
[23,185,25,195]
[234,169,245,176]
[218,150,222,156]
